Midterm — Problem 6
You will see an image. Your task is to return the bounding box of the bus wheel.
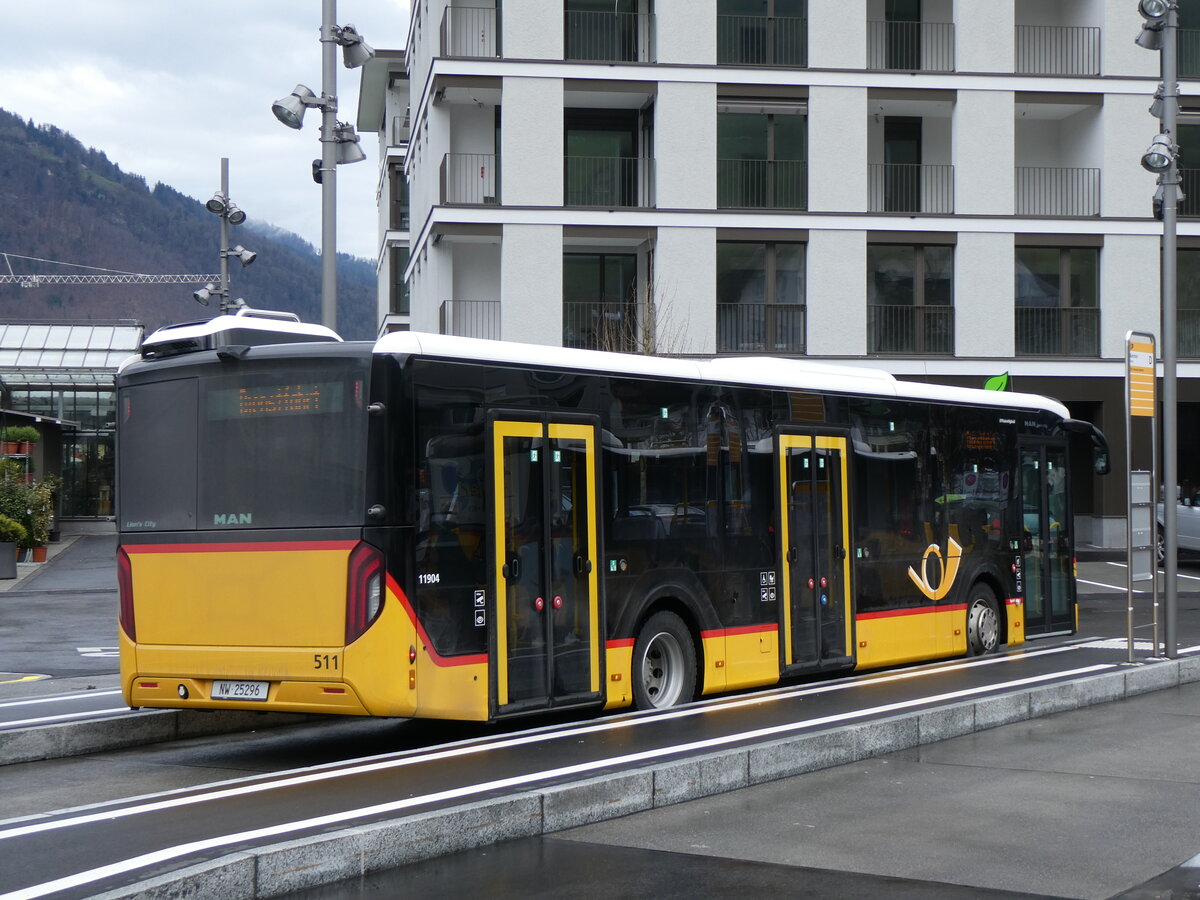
[966,584,1000,656]
[632,611,696,710]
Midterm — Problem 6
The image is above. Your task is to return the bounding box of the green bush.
[1,425,38,444]
[0,475,57,548]
[0,514,25,545]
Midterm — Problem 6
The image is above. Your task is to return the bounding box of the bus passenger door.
[491,417,602,715]
[778,433,854,671]
[1020,441,1074,635]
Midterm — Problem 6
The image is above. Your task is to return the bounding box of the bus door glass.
[492,418,601,713]
[1020,442,1073,634]
[778,433,852,668]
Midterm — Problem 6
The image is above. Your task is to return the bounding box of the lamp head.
[225,203,246,226]
[1141,132,1177,172]
[193,283,218,306]
[333,122,366,165]
[205,192,227,215]
[233,245,257,267]
[1139,0,1170,19]
[271,84,316,129]
[335,23,375,68]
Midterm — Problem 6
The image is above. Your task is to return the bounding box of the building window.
[565,0,646,63]
[563,252,638,351]
[717,105,806,209]
[1180,0,1200,78]
[717,0,807,68]
[867,243,954,355]
[390,246,410,316]
[1014,247,1098,357]
[1178,249,1200,357]
[565,109,652,208]
[716,241,805,353]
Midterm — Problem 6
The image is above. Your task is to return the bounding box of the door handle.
[573,553,592,575]
[503,557,520,580]
[787,547,798,563]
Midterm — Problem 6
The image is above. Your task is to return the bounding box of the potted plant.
[23,477,57,562]
[0,514,24,578]
[5,425,39,456]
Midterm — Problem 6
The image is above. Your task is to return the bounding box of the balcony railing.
[867,20,955,72]
[564,156,654,208]
[440,153,498,206]
[440,6,499,57]
[1015,167,1100,217]
[868,164,954,214]
[716,14,807,67]
[1015,24,1100,75]
[563,300,639,353]
[716,304,805,354]
[1181,169,1200,217]
[717,159,807,210]
[1181,310,1200,357]
[867,305,954,355]
[565,10,652,62]
[390,110,411,146]
[1015,308,1099,356]
[440,300,500,340]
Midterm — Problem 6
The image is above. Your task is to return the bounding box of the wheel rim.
[968,597,999,653]
[639,630,685,709]
[1157,530,1165,565]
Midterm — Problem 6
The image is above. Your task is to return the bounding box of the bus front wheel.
[966,584,1000,655]
[632,611,696,710]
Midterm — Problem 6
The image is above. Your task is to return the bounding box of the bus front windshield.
[119,357,369,532]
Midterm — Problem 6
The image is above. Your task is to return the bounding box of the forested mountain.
[0,108,377,339]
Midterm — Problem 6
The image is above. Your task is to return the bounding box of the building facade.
[357,0,1200,548]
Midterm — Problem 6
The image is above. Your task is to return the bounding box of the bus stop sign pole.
[1126,331,1157,662]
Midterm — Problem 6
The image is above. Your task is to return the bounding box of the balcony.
[717,159,806,210]
[716,304,805,354]
[440,300,500,340]
[867,305,954,356]
[440,154,498,206]
[564,156,654,208]
[868,164,954,215]
[390,110,411,146]
[1015,167,1100,217]
[1015,25,1100,75]
[867,20,955,72]
[1181,170,1200,217]
[565,10,652,62]
[563,300,639,352]
[1181,29,1200,78]
[440,6,499,57]
[1181,310,1200,357]
[716,14,806,67]
[1015,308,1099,356]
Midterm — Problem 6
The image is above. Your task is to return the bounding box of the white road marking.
[0,663,1116,900]
[0,691,122,710]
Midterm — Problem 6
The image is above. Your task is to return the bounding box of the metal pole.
[219,157,231,315]
[1163,3,1179,659]
[320,0,338,332]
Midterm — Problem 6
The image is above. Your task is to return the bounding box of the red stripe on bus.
[122,540,358,554]
[606,638,635,649]
[386,573,487,668]
[856,603,968,621]
[700,623,779,639]
[1006,597,1022,606]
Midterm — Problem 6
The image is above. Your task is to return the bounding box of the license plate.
[211,680,269,701]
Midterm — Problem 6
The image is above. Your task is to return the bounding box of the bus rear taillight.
[117,547,135,641]
[345,542,384,644]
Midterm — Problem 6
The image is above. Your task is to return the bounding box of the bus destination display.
[208,381,345,420]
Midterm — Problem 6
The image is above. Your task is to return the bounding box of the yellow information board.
[1127,336,1156,418]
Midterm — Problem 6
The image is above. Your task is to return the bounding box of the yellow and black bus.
[116,311,1108,721]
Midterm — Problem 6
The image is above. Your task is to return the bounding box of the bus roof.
[374,332,1071,420]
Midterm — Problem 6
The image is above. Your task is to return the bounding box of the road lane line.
[0,663,1116,900]
[0,691,123,710]
[1078,578,1143,593]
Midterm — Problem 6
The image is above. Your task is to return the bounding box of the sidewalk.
[0,533,81,592]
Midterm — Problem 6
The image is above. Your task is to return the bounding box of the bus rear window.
[119,359,368,531]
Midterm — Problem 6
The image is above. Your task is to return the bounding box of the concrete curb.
[0,708,314,766]
[87,655,1200,900]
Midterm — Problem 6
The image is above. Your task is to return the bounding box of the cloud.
[0,0,411,261]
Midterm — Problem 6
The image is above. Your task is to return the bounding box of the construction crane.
[0,253,218,289]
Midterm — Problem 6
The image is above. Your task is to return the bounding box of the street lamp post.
[1137,0,1180,658]
[271,2,372,332]
[199,158,255,314]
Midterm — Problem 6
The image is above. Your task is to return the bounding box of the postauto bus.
[116,310,1108,721]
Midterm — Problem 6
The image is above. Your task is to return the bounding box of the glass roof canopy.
[0,322,143,389]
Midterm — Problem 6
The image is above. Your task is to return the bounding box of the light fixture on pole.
[201,158,255,315]
[1135,0,1180,660]
[270,1,374,332]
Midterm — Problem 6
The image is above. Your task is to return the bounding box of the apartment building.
[356,0,1200,547]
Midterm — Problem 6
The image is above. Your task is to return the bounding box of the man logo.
[213,513,253,525]
[907,536,963,602]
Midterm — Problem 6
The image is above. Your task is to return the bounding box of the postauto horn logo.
[907,536,962,602]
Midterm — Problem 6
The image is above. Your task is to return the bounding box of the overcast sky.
[1,1,410,265]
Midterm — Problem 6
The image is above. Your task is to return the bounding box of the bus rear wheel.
[632,611,696,710]
[966,584,1000,656]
